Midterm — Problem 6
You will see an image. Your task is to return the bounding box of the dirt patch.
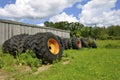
[34,65,52,75]
[62,58,70,65]
[0,69,12,80]
[62,60,70,65]
[16,65,32,73]
[0,66,32,80]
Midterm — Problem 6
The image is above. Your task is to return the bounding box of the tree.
[107,25,120,39]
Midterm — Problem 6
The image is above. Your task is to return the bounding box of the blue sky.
[0,0,120,27]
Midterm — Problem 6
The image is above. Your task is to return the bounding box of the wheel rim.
[48,38,60,55]
[77,40,81,48]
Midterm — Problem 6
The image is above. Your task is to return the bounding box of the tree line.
[44,21,120,40]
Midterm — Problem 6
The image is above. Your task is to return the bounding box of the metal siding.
[0,22,5,44]
[28,27,32,35]
[26,26,29,34]
[8,24,12,38]
[17,25,21,34]
[4,23,9,41]
[24,26,27,34]
[36,27,40,33]
[20,26,25,34]
[0,19,70,45]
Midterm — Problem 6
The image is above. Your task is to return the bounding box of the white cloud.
[49,12,79,23]
[0,0,79,20]
[37,23,44,26]
[80,0,120,26]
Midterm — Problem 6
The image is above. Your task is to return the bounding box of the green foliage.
[0,51,16,71]
[0,50,42,72]
[16,50,42,71]
[0,40,120,80]
[0,59,4,68]
[4,40,119,80]
[44,21,84,37]
[96,40,120,49]
[44,21,120,39]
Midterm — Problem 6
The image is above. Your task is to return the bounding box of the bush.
[0,59,4,68]
[105,43,120,49]
[16,50,42,71]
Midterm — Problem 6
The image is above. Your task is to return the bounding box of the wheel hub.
[48,38,60,55]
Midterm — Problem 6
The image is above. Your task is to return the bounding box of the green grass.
[0,40,120,80]
[96,40,120,48]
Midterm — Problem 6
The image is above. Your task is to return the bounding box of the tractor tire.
[68,38,72,49]
[29,32,63,63]
[2,39,11,53]
[23,35,33,52]
[87,38,97,48]
[62,38,69,50]
[2,34,29,56]
[56,36,64,51]
[80,38,89,48]
[23,32,45,52]
[72,37,82,49]
[90,41,97,48]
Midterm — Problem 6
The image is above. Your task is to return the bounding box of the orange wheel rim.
[77,40,81,48]
[48,38,60,55]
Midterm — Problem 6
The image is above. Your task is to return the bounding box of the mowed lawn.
[0,40,120,80]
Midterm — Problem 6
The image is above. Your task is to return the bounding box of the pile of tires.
[80,38,97,48]
[2,34,29,56]
[62,37,82,50]
[2,32,97,63]
[62,37,97,49]
[2,32,63,63]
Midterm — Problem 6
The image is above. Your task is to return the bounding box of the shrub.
[16,50,42,71]
[0,59,4,68]
[105,43,120,49]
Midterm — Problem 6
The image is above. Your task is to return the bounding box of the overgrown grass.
[0,40,120,80]
[0,50,42,72]
[96,40,120,48]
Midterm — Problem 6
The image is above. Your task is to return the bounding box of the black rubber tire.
[23,32,45,52]
[62,38,69,50]
[68,38,72,49]
[28,32,63,63]
[23,35,33,52]
[80,38,89,48]
[56,36,64,51]
[90,41,97,48]
[2,34,29,56]
[72,37,82,49]
[87,38,97,48]
[2,39,11,53]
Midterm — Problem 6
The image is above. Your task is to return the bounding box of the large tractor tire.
[62,38,72,50]
[91,41,97,48]
[68,38,72,49]
[23,33,44,52]
[72,37,82,49]
[62,38,69,50]
[87,38,97,48]
[28,32,63,63]
[56,36,64,51]
[80,38,89,48]
[2,34,29,56]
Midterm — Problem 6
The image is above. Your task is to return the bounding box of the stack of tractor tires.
[71,37,82,49]
[2,34,29,56]
[2,32,63,63]
[62,37,82,50]
[80,38,97,48]
[80,38,89,48]
[62,38,72,50]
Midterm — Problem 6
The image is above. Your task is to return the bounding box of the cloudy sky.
[0,0,120,26]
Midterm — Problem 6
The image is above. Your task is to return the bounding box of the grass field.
[0,40,120,80]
